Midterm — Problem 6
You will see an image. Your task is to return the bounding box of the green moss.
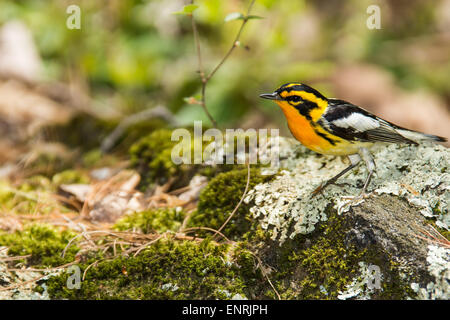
[0,180,16,208]
[294,214,366,299]
[188,167,274,240]
[81,149,121,168]
[46,239,248,300]
[129,128,236,190]
[129,128,206,189]
[52,169,90,186]
[424,218,450,242]
[36,206,415,300]
[43,112,168,157]
[23,149,75,178]
[117,118,168,152]
[43,113,116,152]
[233,206,416,300]
[0,180,43,214]
[129,129,180,186]
[114,208,186,233]
[0,224,79,268]
[22,175,53,191]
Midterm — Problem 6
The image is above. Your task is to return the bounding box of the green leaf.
[246,15,264,20]
[224,12,245,22]
[173,4,198,15]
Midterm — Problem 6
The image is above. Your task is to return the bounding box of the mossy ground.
[129,128,269,191]
[44,112,168,154]
[188,167,275,240]
[0,126,438,300]
[114,208,186,234]
[0,224,79,268]
[40,206,416,300]
[45,239,253,300]
[1,163,416,300]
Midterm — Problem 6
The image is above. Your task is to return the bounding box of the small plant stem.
[189,0,256,128]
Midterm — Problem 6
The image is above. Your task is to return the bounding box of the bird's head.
[259,83,328,118]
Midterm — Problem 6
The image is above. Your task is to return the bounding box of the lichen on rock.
[411,244,450,300]
[245,138,449,243]
[239,137,448,299]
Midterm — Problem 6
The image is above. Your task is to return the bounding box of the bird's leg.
[341,147,376,205]
[312,154,361,197]
[358,147,376,197]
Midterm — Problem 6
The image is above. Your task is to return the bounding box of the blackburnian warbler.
[260,83,447,196]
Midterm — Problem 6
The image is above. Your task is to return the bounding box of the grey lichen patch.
[244,138,449,243]
[337,262,384,300]
[411,244,450,300]
[372,143,448,230]
[0,247,51,300]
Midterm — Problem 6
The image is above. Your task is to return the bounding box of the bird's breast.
[278,102,363,155]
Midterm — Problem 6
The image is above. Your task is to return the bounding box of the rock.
[242,137,449,299]
[0,21,42,83]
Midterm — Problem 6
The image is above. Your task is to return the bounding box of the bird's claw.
[338,192,372,215]
[311,183,326,197]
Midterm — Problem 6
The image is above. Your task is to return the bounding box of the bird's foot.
[311,182,327,198]
[338,192,371,215]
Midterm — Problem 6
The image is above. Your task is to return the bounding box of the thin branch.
[206,0,256,81]
[183,226,233,243]
[214,162,251,239]
[0,273,48,292]
[249,251,281,300]
[7,261,78,273]
[0,254,32,262]
[189,0,257,128]
[82,259,103,281]
[190,2,216,127]
[191,13,204,80]
[0,261,78,292]
[413,223,450,249]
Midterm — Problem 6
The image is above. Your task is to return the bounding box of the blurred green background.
[0,0,449,138]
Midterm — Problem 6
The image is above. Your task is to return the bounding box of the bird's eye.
[290,96,301,102]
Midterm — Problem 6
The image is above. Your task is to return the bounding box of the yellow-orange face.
[260,83,349,154]
[260,83,329,122]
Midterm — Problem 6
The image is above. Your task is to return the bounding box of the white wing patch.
[395,129,428,142]
[331,113,380,132]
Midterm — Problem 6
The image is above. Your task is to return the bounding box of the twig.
[248,251,281,300]
[413,223,450,249]
[7,261,78,273]
[82,259,103,281]
[61,230,132,258]
[206,0,256,82]
[0,261,78,292]
[0,273,48,292]
[183,226,233,243]
[190,5,217,127]
[0,254,31,262]
[189,0,257,128]
[132,235,163,257]
[213,162,251,239]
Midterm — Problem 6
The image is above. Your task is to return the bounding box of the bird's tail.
[395,129,447,143]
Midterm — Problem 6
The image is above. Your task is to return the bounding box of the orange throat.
[276,101,341,155]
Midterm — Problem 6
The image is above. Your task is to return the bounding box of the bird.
[260,82,447,197]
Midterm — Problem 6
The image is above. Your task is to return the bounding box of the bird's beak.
[259,92,280,100]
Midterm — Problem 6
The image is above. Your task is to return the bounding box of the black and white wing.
[319,99,419,145]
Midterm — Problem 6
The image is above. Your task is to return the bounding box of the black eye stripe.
[286,95,303,102]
